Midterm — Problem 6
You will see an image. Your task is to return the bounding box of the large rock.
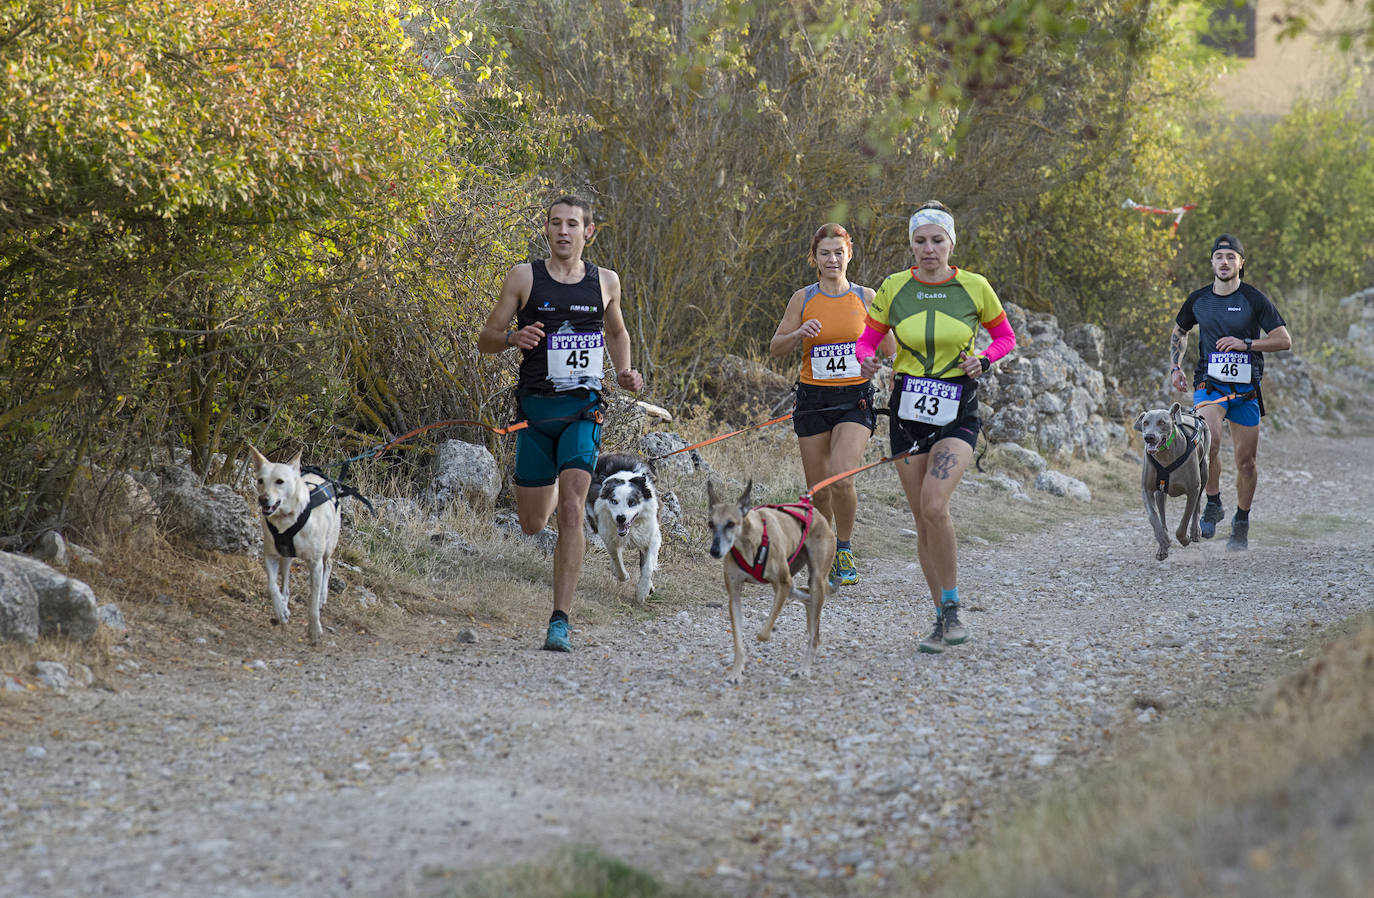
[132,465,260,553]
[1340,286,1374,367]
[976,303,1115,458]
[699,354,793,426]
[0,556,41,643]
[0,552,99,642]
[640,431,714,482]
[431,440,500,508]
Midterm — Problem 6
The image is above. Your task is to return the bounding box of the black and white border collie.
[586,453,661,602]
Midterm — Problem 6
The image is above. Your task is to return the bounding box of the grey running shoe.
[1226,519,1249,552]
[1200,501,1224,539]
[941,603,969,645]
[918,617,945,654]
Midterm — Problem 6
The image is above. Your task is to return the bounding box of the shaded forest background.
[3,0,1373,540]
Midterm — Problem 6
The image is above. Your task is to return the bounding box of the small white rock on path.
[2,432,1373,898]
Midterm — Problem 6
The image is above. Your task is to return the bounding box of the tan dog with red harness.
[706,480,835,683]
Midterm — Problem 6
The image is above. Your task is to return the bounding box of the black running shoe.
[1226,518,1249,552]
[1200,501,1224,539]
[918,617,945,654]
[941,603,969,645]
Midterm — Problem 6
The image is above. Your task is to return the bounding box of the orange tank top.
[798,282,869,386]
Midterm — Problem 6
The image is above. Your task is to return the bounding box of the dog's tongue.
[617,522,631,536]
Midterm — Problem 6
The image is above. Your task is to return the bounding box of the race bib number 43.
[897,377,962,425]
[547,332,605,381]
[810,342,858,380]
[1207,351,1252,384]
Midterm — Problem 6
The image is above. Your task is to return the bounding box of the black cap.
[1211,234,1244,257]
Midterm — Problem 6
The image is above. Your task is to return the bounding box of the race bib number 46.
[810,342,858,380]
[547,332,605,381]
[1207,351,1252,384]
[897,377,962,425]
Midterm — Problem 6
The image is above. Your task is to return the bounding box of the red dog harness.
[730,497,816,583]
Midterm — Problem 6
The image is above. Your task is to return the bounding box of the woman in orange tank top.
[769,223,896,587]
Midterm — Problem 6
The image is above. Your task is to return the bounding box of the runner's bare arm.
[769,289,817,355]
[1218,324,1292,353]
[1168,324,1190,391]
[601,268,644,391]
[478,264,538,353]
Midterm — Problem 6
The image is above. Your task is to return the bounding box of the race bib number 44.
[810,342,858,380]
[1207,351,1252,384]
[547,332,605,381]
[897,377,962,425]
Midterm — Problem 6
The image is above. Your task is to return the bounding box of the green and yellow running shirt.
[866,267,1007,378]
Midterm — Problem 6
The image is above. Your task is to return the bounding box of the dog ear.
[738,479,753,512]
[288,449,303,473]
[1132,412,1145,432]
[248,445,268,469]
[706,480,718,507]
[1169,401,1182,422]
[631,475,651,498]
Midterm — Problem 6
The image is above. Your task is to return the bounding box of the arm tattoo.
[1169,328,1185,369]
[929,448,958,480]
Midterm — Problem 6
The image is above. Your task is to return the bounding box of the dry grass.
[917,617,1374,898]
[431,845,704,898]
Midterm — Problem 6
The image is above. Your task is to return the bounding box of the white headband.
[908,209,955,245]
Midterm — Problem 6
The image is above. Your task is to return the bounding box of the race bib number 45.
[897,377,962,425]
[1207,351,1252,384]
[810,342,858,380]
[547,332,605,381]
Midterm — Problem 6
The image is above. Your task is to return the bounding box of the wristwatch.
[1244,338,1253,352]
[978,355,991,373]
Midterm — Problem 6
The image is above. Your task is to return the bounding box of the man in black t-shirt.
[1168,234,1291,550]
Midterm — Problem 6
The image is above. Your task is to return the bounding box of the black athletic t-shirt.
[515,259,606,396]
[1175,282,1286,386]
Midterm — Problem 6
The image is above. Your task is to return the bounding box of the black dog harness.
[1146,419,1203,493]
[263,466,373,557]
[730,497,816,583]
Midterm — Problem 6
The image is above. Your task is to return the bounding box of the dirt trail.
[4,430,1373,898]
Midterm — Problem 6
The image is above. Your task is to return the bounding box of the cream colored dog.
[707,480,834,683]
[248,447,340,645]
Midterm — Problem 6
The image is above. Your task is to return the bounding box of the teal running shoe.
[543,618,572,652]
[834,548,858,586]
[941,602,969,645]
[918,617,945,654]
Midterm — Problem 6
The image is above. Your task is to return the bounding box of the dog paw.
[1155,547,1169,561]
[273,606,290,624]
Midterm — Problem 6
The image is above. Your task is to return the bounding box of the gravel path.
[4,430,1373,898]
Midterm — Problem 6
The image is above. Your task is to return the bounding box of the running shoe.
[543,618,572,652]
[1200,501,1224,539]
[941,602,969,645]
[833,549,858,586]
[1226,518,1249,552]
[918,617,945,654]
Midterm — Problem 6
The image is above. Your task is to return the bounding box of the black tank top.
[516,259,606,396]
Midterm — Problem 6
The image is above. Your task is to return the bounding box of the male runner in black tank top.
[478,195,644,652]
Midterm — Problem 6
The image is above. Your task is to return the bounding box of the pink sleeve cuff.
[982,315,1016,363]
[855,321,889,363]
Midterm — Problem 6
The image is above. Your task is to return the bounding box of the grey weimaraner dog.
[1133,402,1211,561]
